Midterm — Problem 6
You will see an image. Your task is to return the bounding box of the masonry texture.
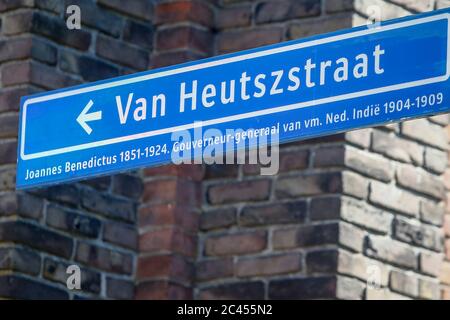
[0,0,449,300]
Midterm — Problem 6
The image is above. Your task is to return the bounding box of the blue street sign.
[17,9,450,189]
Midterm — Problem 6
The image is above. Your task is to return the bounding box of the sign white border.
[20,13,450,160]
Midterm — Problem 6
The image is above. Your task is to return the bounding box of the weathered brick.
[142,178,200,206]
[2,61,80,90]
[269,276,336,299]
[0,37,32,63]
[306,249,338,274]
[278,149,310,172]
[273,223,338,249]
[0,221,73,259]
[216,5,252,29]
[217,27,283,54]
[139,204,198,233]
[123,20,154,50]
[420,201,445,226]
[341,197,393,234]
[345,147,393,182]
[393,217,443,251]
[0,247,41,275]
[390,0,434,12]
[336,276,365,300]
[151,50,205,68]
[424,147,447,174]
[59,50,119,82]
[240,201,307,226]
[81,176,111,191]
[276,172,341,198]
[46,204,101,238]
[236,253,302,277]
[136,280,191,300]
[156,26,213,55]
[372,129,423,165]
[139,227,196,257]
[32,184,80,207]
[207,180,270,204]
[0,140,17,165]
[419,252,443,277]
[326,0,354,12]
[196,258,233,281]
[204,164,238,179]
[43,258,101,294]
[0,167,15,191]
[200,208,236,231]
[418,278,440,300]
[313,146,345,167]
[444,215,450,237]
[107,277,134,300]
[310,196,341,221]
[364,235,417,269]
[75,242,133,275]
[369,180,420,217]
[137,254,193,284]
[31,11,91,50]
[366,288,411,300]
[390,270,419,298]
[81,188,136,222]
[342,171,369,199]
[0,86,38,113]
[155,0,213,27]
[35,0,63,13]
[199,281,265,300]
[287,13,353,39]
[111,173,143,200]
[255,0,320,24]
[97,0,153,20]
[345,128,371,149]
[397,165,446,200]
[103,221,137,250]
[0,275,68,299]
[338,222,366,252]
[0,192,43,220]
[338,250,389,286]
[67,0,123,37]
[96,35,149,70]
[402,119,447,150]
[204,230,267,256]
[440,262,450,285]
[0,0,33,12]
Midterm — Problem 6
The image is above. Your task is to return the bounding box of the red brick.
[137,254,193,284]
[144,164,204,181]
[0,37,32,63]
[2,61,80,90]
[216,5,252,29]
[196,258,233,281]
[204,231,267,256]
[139,204,198,233]
[0,86,39,113]
[96,35,149,70]
[0,140,17,165]
[156,26,213,55]
[446,239,450,261]
[236,253,302,277]
[139,227,197,257]
[443,287,450,300]
[217,27,283,54]
[0,0,33,12]
[255,0,321,24]
[155,0,213,27]
[142,178,200,206]
[97,0,153,21]
[136,281,191,300]
[198,281,264,300]
[151,50,205,68]
[207,180,271,205]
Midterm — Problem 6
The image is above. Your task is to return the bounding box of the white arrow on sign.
[76,100,102,135]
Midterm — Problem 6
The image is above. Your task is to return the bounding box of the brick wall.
[0,0,153,299]
[1,0,450,300]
